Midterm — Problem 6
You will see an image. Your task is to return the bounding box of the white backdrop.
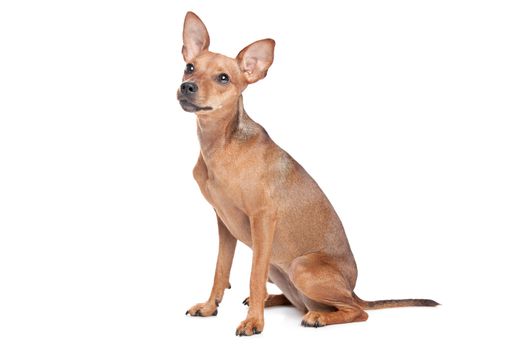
[1,0,524,349]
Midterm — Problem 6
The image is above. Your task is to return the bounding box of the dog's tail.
[352,292,439,310]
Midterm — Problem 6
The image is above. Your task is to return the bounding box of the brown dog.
[178,12,437,336]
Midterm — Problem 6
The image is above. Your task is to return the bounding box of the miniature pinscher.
[177,11,437,336]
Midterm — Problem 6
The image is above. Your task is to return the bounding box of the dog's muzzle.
[177,82,212,112]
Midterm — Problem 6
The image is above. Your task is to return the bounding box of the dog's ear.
[236,39,275,84]
[182,12,210,62]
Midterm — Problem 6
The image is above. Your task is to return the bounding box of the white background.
[1,0,524,349]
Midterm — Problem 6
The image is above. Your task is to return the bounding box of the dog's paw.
[243,294,291,308]
[235,317,264,336]
[301,311,326,328]
[185,302,218,317]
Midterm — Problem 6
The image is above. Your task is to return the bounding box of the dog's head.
[177,12,275,114]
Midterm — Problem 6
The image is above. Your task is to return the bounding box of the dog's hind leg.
[289,253,368,327]
[243,294,292,307]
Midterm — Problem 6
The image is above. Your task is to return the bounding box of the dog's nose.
[180,82,198,95]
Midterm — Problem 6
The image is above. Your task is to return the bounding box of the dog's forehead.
[194,51,239,73]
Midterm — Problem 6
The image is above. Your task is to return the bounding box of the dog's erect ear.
[236,39,275,84]
[182,12,210,62]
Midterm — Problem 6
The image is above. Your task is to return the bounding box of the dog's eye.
[185,63,195,74]
[217,73,230,84]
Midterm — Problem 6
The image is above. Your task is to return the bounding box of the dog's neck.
[196,95,255,161]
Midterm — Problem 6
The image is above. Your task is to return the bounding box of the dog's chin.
[178,99,212,113]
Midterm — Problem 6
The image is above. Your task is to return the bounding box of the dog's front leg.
[186,215,237,317]
[235,212,276,336]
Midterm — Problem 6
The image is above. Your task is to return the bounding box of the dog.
[177,11,437,336]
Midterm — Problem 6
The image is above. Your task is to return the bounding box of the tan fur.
[178,12,437,336]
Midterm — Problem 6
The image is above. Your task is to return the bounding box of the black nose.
[180,82,198,96]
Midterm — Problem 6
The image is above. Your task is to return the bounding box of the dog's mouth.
[178,98,213,113]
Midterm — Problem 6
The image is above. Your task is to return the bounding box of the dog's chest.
[195,158,241,205]
[193,155,253,245]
